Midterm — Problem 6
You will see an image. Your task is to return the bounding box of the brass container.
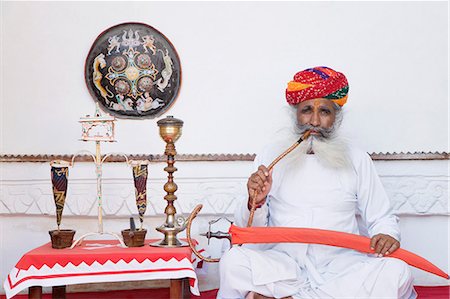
[157,116,183,143]
[121,229,147,247]
[151,116,187,247]
[49,229,76,249]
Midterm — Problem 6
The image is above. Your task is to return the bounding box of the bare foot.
[250,292,293,299]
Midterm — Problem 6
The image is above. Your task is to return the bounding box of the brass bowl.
[157,116,183,143]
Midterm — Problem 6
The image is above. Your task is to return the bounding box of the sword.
[186,204,449,279]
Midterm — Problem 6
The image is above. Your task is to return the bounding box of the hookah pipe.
[247,131,311,227]
[186,131,311,262]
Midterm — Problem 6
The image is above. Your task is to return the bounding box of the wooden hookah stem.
[246,131,311,227]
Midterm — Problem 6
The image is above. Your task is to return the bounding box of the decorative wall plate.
[85,22,181,119]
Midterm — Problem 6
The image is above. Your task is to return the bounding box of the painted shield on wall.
[85,22,181,119]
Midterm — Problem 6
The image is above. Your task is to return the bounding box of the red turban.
[285,66,349,106]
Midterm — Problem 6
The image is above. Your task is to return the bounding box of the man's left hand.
[370,234,400,257]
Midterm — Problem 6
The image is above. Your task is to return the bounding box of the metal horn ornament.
[50,160,71,229]
[131,160,149,229]
[185,131,449,280]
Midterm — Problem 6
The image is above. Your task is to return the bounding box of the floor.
[1,286,449,299]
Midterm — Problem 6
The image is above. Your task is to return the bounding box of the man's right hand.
[247,165,272,210]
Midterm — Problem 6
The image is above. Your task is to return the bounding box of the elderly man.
[218,67,416,299]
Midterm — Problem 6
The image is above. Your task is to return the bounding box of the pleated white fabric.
[217,144,416,299]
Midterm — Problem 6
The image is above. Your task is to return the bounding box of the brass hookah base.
[151,215,188,247]
[151,227,188,247]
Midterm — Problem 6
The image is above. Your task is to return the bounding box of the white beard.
[299,135,351,168]
[273,107,352,170]
[276,134,351,172]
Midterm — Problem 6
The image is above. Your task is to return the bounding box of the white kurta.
[218,143,416,299]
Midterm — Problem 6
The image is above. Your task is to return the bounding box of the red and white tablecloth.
[4,239,204,299]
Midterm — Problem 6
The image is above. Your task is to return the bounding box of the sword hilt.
[200,231,232,245]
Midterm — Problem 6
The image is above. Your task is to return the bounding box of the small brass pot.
[121,229,147,247]
[49,229,76,249]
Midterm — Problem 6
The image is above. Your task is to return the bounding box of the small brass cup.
[121,229,147,247]
[49,229,76,249]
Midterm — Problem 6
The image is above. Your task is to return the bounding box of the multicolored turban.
[285,66,349,106]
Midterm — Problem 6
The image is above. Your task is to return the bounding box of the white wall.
[1,1,448,155]
[1,0,449,295]
[0,159,449,294]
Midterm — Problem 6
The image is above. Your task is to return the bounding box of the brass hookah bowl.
[151,116,188,247]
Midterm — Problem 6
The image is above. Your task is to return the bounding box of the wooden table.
[4,239,202,299]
